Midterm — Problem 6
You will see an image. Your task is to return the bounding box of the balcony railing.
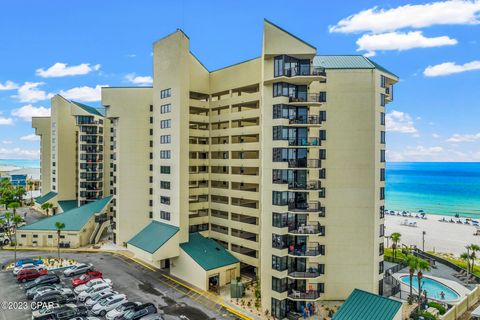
[288,290,321,300]
[288,201,321,212]
[288,137,320,146]
[288,223,324,235]
[288,244,323,257]
[283,66,326,77]
[288,115,321,125]
[288,268,322,278]
[287,159,321,169]
[289,94,321,103]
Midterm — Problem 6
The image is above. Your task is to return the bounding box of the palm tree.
[1,212,13,243]
[460,252,470,273]
[11,214,23,264]
[406,255,420,301]
[416,258,431,314]
[41,202,54,216]
[27,180,34,202]
[9,202,20,215]
[467,244,480,273]
[390,232,401,259]
[55,222,65,259]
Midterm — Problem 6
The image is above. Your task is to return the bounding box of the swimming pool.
[400,275,460,301]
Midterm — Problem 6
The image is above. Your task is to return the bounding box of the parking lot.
[0,250,239,320]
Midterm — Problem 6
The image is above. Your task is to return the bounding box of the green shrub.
[420,310,437,320]
[427,301,446,315]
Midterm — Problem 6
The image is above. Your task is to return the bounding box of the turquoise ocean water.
[0,159,40,169]
[386,162,480,218]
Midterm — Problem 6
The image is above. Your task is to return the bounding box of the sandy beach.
[385,213,480,256]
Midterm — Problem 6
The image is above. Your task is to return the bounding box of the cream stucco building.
[29,20,397,319]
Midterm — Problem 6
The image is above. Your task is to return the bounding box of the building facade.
[31,20,397,319]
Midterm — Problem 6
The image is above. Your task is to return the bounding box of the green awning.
[128,221,179,254]
[34,191,58,205]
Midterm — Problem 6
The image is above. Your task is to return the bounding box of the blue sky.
[0,0,479,161]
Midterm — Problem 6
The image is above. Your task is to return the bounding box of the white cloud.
[357,31,457,55]
[424,60,480,77]
[0,117,14,125]
[125,73,153,85]
[126,54,137,58]
[20,134,40,141]
[11,104,50,121]
[432,133,440,138]
[0,147,39,160]
[329,1,480,34]
[2,140,12,144]
[0,80,18,91]
[59,85,106,102]
[13,82,53,103]
[446,133,480,142]
[386,110,417,133]
[387,146,444,161]
[36,62,101,78]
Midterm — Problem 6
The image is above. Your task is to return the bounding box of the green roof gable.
[58,200,78,213]
[35,191,58,205]
[180,233,239,271]
[72,101,104,117]
[333,289,402,320]
[128,221,179,254]
[21,196,112,232]
[313,55,398,79]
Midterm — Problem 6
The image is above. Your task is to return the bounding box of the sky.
[0,0,479,162]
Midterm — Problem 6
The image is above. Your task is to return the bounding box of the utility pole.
[422,231,426,251]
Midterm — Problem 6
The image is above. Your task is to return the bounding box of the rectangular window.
[319,130,327,141]
[160,211,171,220]
[380,224,385,237]
[380,168,385,181]
[271,277,287,293]
[380,112,385,125]
[160,166,171,174]
[380,93,386,107]
[319,91,327,102]
[160,181,171,190]
[319,110,327,122]
[380,75,386,88]
[380,131,386,144]
[379,261,384,274]
[380,150,386,162]
[379,243,385,256]
[160,135,171,144]
[271,255,287,271]
[160,88,171,99]
[160,196,170,205]
[380,205,385,219]
[160,104,171,114]
[160,120,171,129]
[149,212,153,219]
[319,149,327,160]
[380,187,385,200]
[160,150,171,159]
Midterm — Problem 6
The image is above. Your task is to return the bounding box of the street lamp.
[422,231,426,251]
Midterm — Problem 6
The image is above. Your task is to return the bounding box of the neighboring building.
[332,289,403,320]
[29,19,397,318]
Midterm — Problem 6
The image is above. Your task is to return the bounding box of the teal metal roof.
[34,191,58,205]
[20,196,112,232]
[58,200,78,213]
[128,221,179,254]
[313,55,398,79]
[180,233,239,271]
[333,289,402,320]
[72,101,105,117]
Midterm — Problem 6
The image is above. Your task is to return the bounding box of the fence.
[440,285,480,320]
[381,261,407,298]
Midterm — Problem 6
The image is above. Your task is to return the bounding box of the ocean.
[0,159,40,171]
[386,162,480,218]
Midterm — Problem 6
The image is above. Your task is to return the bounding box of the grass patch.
[385,247,408,262]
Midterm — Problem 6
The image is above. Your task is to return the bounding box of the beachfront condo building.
[28,20,397,318]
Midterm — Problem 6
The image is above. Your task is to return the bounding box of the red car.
[17,268,47,283]
[71,271,103,287]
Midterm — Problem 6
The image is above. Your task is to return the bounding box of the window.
[380,205,385,219]
[380,93,386,107]
[380,168,385,181]
[380,224,385,237]
[271,277,287,293]
[380,131,386,144]
[379,261,384,274]
[271,298,287,319]
[48,235,53,239]
[380,187,385,200]
[160,196,170,205]
[160,166,171,174]
[379,243,384,256]
[319,91,327,102]
[319,149,327,160]
[160,104,171,114]
[380,150,386,162]
[160,88,171,99]
[160,211,171,220]
[319,110,326,122]
[272,255,287,271]
[319,130,327,141]
[160,120,171,129]
[380,75,386,88]
[160,181,171,190]
[380,112,385,125]
[149,105,153,112]
[160,135,171,144]
[160,150,171,159]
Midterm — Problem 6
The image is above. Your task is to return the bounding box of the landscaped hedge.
[427,301,446,315]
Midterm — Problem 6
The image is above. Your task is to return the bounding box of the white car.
[63,263,93,277]
[77,283,112,302]
[91,293,127,316]
[13,263,45,275]
[106,301,141,320]
[74,278,111,294]
[85,290,117,308]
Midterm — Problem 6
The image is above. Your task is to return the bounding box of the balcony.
[284,66,326,77]
[288,115,322,125]
[265,63,326,85]
[288,223,324,235]
[288,266,323,279]
[287,159,321,169]
[288,244,323,257]
[288,289,321,300]
[289,94,322,104]
[287,137,320,147]
[288,201,322,213]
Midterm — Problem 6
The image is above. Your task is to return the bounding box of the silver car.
[63,263,93,277]
[91,293,127,316]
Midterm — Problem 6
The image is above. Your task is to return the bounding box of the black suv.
[24,274,60,290]
[116,303,157,320]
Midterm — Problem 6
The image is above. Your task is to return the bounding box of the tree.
[55,222,65,259]
[406,255,420,302]
[41,202,54,216]
[12,186,26,203]
[416,258,431,314]
[9,202,20,215]
[0,212,14,243]
[467,244,480,273]
[390,232,401,259]
[27,180,34,202]
[11,214,23,264]
[460,252,470,274]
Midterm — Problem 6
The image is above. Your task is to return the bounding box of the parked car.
[15,258,43,267]
[33,291,77,305]
[139,314,164,320]
[68,317,101,320]
[33,287,73,301]
[16,268,47,282]
[0,233,9,245]
[71,271,102,287]
[106,302,141,320]
[26,284,64,300]
[91,293,127,316]
[63,263,93,277]
[116,303,157,320]
[77,283,112,302]
[13,263,45,275]
[85,290,117,308]
[24,273,60,290]
[74,278,111,294]
[31,304,87,320]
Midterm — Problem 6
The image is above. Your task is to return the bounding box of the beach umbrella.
[390,210,394,213]
[419,210,424,213]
